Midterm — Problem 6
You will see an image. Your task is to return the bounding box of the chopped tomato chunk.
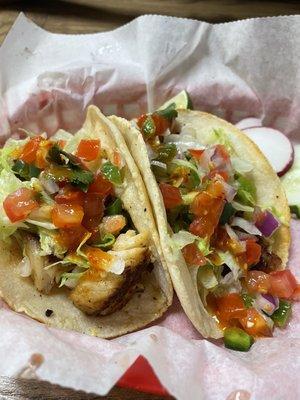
[189,148,205,162]
[52,203,84,228]
[189,182,225,238]
[182,243,206,266]
[88,173,114,197]
[83,193,104,218]
[212,227,244,255]
[189,149,204,161]
[19,136,43,164]
[269,270,297,299]
[245,239,261,265]
[239,308,272,337]
[208,169,229,182]
[245,270,271,294]
[159,183,182,209]
[76,139,100,162]
[151,114,170,135]
[137,113,170,136]
[55,186,85,205]
[57,226,89,252]
[216,293,247,323]
[3,188,39,222]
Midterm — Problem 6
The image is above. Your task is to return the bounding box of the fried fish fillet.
[70,232,150,315]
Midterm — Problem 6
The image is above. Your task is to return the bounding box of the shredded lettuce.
[172,159,199,175]
[236,175,256,206]
[94,233,115,249]
[231,157,253,174]
[59,271,85,288]
[212,128,233,152]
[231,201,254,212]
[0,170,32,240]
[181,191,199,205]
[197,265,218,289]
[197,238,212,257]
[0,138,28,172]
[26,220,56,230]
[76,232,92,258]
[171,230,198,249]
[51,129,73,143]
[64,253,90,269]
[39,228,67,258]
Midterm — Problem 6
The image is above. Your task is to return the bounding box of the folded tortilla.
[0,106,173,338]
[111,110,290,339]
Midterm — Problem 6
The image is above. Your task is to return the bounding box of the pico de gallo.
[0,126,150,316]
[135,93,299,351]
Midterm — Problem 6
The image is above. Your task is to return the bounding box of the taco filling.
[131,98,299,351]
[0,121,153,317]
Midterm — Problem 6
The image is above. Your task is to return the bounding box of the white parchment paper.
[0,13,300,400]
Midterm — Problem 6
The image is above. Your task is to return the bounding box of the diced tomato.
[19,136,43,163]
[269,270,297,299]
[3,188,39,222]
[55,186,85,205]
[245,239,261,266]
[239,308,272,337]
[208,169,229,182]
[86,247,113,275]
[189,149,205,161]
[206,180,225,198]
[137,113,170,136]
[182,243,206,266]
[88,173,114,197]
[212,227,244,255]
[159,183,182,209]
[101,215,126,235]
[189,184,225,238]
[291,284,300,301]
[216,293,247,323]
[245,270,271,294]
[51,203,84,228]
[83,193,104,218]
[151,114,170,135]
[76,139,100,162]
[57,225,89,252]
[190,192,212,216]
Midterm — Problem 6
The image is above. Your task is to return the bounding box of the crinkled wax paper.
[0,13,300,400]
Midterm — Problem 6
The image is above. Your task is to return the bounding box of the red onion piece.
[255,210,279,237]
[255,294,277,316]
[262,293,279,309]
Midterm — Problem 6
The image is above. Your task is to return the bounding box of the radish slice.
[235,117,262,130]
[243,127,294,176]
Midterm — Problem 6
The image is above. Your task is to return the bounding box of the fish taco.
[110,93,297,350]
[0,105,172,338]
